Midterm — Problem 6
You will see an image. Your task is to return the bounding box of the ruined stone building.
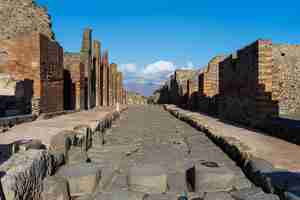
[0,32,64,116]
[0,0,63,117]
[64,29,125,111]
[156,39,300,129]
[0,0,126,117]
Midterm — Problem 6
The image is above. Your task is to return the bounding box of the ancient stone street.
[82,105,279,200]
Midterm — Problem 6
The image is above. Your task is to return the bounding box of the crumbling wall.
[0,0,54,40]
[272,45,300,117]
[197,56,226,114]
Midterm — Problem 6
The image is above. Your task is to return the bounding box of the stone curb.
[163,104,294,200]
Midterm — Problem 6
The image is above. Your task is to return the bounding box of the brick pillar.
[80,28,92,109]
[119,72,123,104]
[93,40,101,107]
[110,63,117,105]
[107,56,113,106]
[101,51,109,106]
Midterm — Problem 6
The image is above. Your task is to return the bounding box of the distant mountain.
[124,82,161,97]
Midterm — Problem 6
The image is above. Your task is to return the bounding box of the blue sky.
[38,0,300,96]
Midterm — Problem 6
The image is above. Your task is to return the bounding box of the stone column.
[93,40,101,107]
[80,28,92,109]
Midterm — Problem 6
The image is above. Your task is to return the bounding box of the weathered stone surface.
[94,190,148,200]
[0,0,54,40]
[56,163,101,196]
[17,139,44,152]
[128,164,168,194]
[231,188,280,200]
[195,161,236,192]
[0,150,52,200]
[204,192,234,200]
[49,131,75,157]
[42,176,70,200]
[67,148,90,165]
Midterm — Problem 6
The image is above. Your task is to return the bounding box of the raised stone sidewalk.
[0,106,125,147]
[164,104,300,198]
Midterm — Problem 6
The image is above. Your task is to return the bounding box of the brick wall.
[0,32,64,115]
[101,51,109,106]
[219,40,278,126]
[110,63,118,105]
[93,40,101,107]
[196,56,226,114]
[80,28,92,109]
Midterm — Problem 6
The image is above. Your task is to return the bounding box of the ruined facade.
[110,63,118,105]
[0,32,64,116]
[93,40,101,107]
[0,0,125,117]
[63,53,85,110]
[197,56,226,114]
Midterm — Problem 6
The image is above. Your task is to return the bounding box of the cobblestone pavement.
[86,105,279,200]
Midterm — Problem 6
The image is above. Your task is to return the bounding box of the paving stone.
[128,164,168,194]
[94,190,148,200]
[203,192,234,200]
[56,163,101,197]
[231,188,280,200]
[42,176,70,200]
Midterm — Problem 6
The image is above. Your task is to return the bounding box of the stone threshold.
[164,104,300,200]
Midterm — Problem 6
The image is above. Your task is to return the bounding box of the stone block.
[73,125,92,151]
[16,139,45,152]
[49,130,77,157]
[128,164,168,194]
[195,161,236,192]
[42,176,70,200]
[56,163,101,196]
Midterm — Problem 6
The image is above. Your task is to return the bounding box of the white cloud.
[143,60,175,75]
[122,60,197,94]
[120,63,137,74]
